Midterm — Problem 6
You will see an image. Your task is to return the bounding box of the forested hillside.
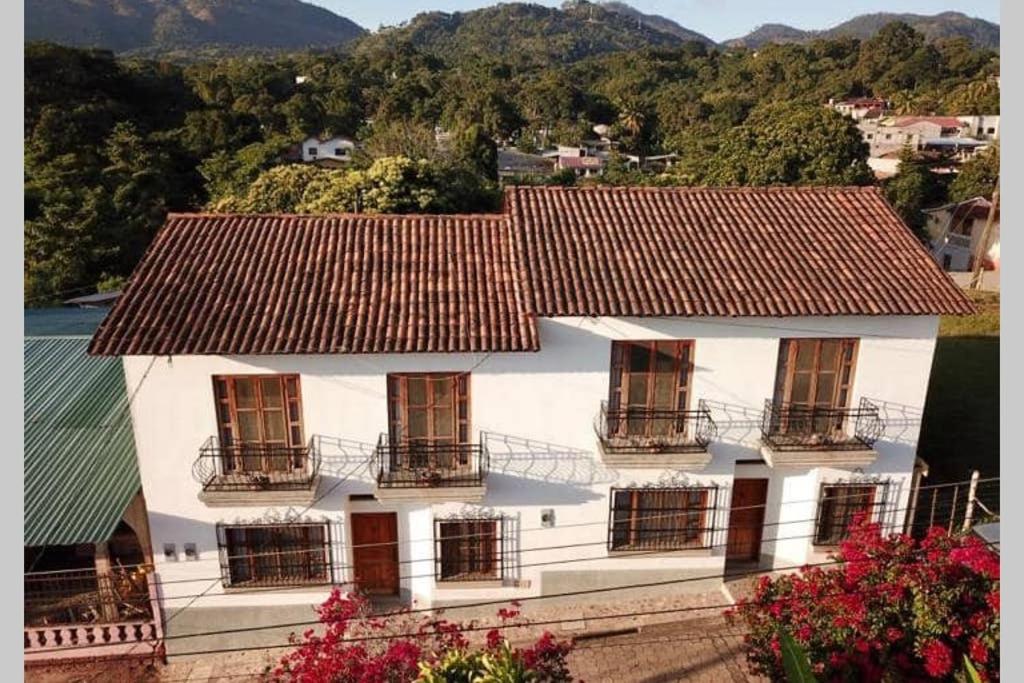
[24,0,365,54]
[726,11,999,49]
[25,21,999,305]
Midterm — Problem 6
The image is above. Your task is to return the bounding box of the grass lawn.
[917,290,999,483]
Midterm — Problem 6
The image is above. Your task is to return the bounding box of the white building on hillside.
[924,197,1000,272]
[89,187,972,654]
[300,136,356,164]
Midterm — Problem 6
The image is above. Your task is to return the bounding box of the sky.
[313,0,999,41]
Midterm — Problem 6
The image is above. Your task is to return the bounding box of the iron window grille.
[608,486,718,551]
[216,522,332,588]
[434,517,505,582]
[813,481,890,546]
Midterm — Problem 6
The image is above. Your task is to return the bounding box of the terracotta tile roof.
[893,116,964,129]
[89,214,540,355]
[505,186,974,318]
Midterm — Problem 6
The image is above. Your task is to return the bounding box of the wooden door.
[726,479,769,562]
[351,513,399,595]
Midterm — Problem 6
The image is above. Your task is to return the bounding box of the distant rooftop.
[25,308,109,337]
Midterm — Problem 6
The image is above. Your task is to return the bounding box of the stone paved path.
[567,616,766,683]
[26,586,762,682]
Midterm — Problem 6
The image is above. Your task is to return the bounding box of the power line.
[148,497,970,593]
[44,540,998,659]
[25,474,995,580]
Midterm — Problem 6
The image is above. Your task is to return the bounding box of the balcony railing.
[596,399,716,453]
[24,567,153,627]
[947,233,972,249]
[761,398,884,452]
[192,437,320,492]
[374,432,488,488]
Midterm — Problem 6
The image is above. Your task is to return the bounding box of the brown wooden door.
[351,513,399,595]
[726,479,769,562]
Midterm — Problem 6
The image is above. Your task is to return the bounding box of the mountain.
[24,0,366,54]
[726,11,999,50]
[357,2,703,66]
[597,2,715,46]
[725,23,811,48]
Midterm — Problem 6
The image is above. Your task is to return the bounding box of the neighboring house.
[555,155,605,177]
[958,115,1000,141]
[496,148,556,180]
[858,116,996,159]
[924,197,1000,272]
[63,290,121,309]
[24,309,161,662]
[88,187,971,654]
[624,153,679,172]
[300,136,356,165]
[828,97,889,120]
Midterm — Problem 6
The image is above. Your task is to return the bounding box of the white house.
[300,136,356,164]
[924,197,1000,272]
[827,97,889,121]
[88,186,972,654]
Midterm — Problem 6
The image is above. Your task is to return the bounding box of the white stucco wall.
[124,314,939,612]
[301,137,355,162]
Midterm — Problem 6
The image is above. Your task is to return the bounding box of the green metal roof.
[24,308,109,336]
[24,335,140,547]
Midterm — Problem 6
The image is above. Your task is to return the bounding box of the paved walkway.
[26,586,765,682]
[567,616,765,683]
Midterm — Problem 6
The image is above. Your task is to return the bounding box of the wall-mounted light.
[184,543,198,561]
[163,543,178,562]
[541,509,555,528]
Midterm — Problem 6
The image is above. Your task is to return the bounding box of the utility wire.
[45,540,998,659]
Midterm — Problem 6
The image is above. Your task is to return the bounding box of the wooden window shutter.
[456,374,470,444]
[387,375,403,442]
[772,340,794,406]
[608,342,625,411]
[676,342,693,412]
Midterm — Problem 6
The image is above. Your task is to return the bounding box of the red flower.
[921,639,953,678]
[969,637,990,665]
[885,627,903,643]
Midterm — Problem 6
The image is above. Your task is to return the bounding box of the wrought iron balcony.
[192,437,320,493]
[596,399,717,454]
[760,398,884,452]
[374,433,488,489]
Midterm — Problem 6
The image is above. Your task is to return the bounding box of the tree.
[275,591,573,682]
[883,145,945,235]
[728,519,999,681]
[199,134,293,204]
[689,104,872,186]
[451,124,498,181]
[216,164,323,213]
[950,146,999,203]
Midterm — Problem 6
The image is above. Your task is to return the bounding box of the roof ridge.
[165,212,509,221]
[507,184,880,193]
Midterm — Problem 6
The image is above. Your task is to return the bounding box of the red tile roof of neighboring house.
[89,214,540,356]
[505,186,973,318]
[557,156,605,169]
[91,186,973,356]
[893,116,964,129]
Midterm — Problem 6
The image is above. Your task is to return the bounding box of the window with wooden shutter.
[435,518,502,581]
[771,339,857,435]
[387,373,470,446]
[608,487,715,551]
[607,341,694,438]
[814,484,881,546]
[211,375,304,472]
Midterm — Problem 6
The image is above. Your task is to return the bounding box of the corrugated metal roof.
[24,336,140,547]
[25,308,109,336]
